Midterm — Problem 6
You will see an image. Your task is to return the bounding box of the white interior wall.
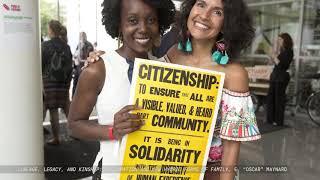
[0,0,43,179]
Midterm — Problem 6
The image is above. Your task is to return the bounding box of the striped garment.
[43,78,70,109]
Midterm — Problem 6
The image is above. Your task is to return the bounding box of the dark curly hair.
[101,0,176,39]
[179,0,255,59]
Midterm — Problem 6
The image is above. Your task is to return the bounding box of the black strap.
[126,59,134,83]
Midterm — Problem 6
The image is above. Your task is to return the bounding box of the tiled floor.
[239,111,320,180]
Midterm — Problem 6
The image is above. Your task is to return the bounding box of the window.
[248,2,300,57]
[301,0,320,57]
[40,0,67,39]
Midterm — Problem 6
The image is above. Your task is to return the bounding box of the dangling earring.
[219,51,229,64]
[212,51,223,63]
[178,31,192,52]
[185,38,192,52]
[211,40,229,65]
[118,32,123,48]
[178,38,192,52]
[178,42,183,50]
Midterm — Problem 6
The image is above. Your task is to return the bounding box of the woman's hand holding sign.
[113,105,144,139]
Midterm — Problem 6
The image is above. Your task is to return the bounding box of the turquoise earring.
[178,35,192,52]
[212,51,223,64]
[178,42,183,50]
[219,52,229,65]
[211,41,229,64]
[212,50,229,64]
[185,38,192,52]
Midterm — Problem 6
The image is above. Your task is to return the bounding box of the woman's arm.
[271,54,280,65]
[267,48,280,65]
[220,63,250,180]
[68,60,143,141]
[68,60,109,140]
[224,63,249,92]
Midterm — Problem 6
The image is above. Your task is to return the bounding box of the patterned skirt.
[43,79,70,109]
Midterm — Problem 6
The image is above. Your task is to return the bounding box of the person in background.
[72,32,94,97]
[153,11,181,57]
[267,33,294,126]
[67,0,175,179]
[93,42,98,51]
[42,20,72,145]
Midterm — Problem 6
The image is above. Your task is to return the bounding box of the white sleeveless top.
[93,51,161,179]
[93,51,130,179]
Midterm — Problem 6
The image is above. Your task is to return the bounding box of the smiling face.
[187,0,224,42]
[119,0,159,59]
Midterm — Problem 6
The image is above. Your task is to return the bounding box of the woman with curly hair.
[163,0,261,179]
[67,0,175,179]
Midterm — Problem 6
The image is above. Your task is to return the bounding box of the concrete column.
[0,0,44,179]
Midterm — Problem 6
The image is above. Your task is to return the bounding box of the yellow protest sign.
[119,59,225,180]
